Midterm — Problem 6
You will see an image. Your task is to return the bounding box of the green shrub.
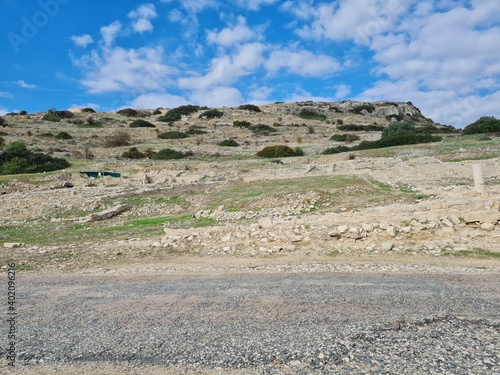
[56,132,72,140]
[293,147,304,156]
[218,139,239,147]
[122,147,145,159]
[463,116,500,135]
[151,148,193,160]
[130,119,155,128]
[250,124,277,136]
[199,109,223,119]
[330,134,360,142]
[0,117,8,127]
[42,113,60,122]
[233,120,252,128]
[238,104,261,112]
[0,141,70,175]
[381,122,416,138]
[158,105,201,122]
[257,145,296,158]
[355,133,442,150]
[19,110,27,115]
[338,124,384,132]
[385,114,404,122]
[117,108,138,117]
[297,109,327,121]
[0,136,4,150]
[152,108,162,115]
[81,107,96,113]
[40,132,54,138]
[158,131,189,139]
[322,145,350,155]
[186,126,208,135]
[349,103,375,114]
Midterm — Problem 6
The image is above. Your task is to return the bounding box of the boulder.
[464,211,500,224]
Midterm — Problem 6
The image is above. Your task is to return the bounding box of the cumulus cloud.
[15,80,36,89]
[235,0,278,11]
[78,46,174,94]
[190,86,242,107]
[178,43,265,90]
[296,0,412,44]
[265,48,341,77]
[128,93,188,109]
[207,16,259,47]
[71,34,94,48]
[100,21,122,47]
[359,1,500,126]
[128,3,158,33]
[333,84,351,99]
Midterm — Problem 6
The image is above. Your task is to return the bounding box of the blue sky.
[1,0,499,127]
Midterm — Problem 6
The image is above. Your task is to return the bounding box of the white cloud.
[128,4,158,33]
[128,93,188,109]
[190,86,242,107]
[0,92,14,98]
[178,43,265,90]
[265,48,341,77]
[280,0,315,20]
[248,86,274,103]
[15,80,36,89]
[358,1,500,126]
[207,16,259,47]
[235,0,278,11]
[284,89,333,103]
[297,0,413,44]
[333,84,351,99]
[100,21,122,47]
[78,46,174,94]
[71,34,94,48]
[0,107,8,116]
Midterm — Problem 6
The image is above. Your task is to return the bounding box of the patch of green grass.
[443,154,500,162]
[441,248,500,259]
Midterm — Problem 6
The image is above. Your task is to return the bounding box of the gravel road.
[1,266,499,374]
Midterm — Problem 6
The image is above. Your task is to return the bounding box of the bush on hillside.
[117,108,138,117]
[322,145,350,155]
[56,131,73,140]
[151,148,193,160]
[0,141,70,175]
[238,104,261,112]
[337,124,384,132]
[19,110,27,115]
[81,107,96,113]
[349,103,375,114]
[122,147,145,159]
[330,133,360,142]
[158,105,202,122]
[199,109,223,119]
[42,113,61,122]
[233,120,252,128]
[158,131,189,139]
[0,117,7,127]
[463,116,500,135]
[130,119,155,128]
[257,145,296,158]
[381,122,416,138]
[250,124,277,136]
[218,139,240,147]
[297,109,327,121]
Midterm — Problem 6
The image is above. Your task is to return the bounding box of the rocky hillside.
[0,101,457,162]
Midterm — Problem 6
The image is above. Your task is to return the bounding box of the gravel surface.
[1,268,499,374]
